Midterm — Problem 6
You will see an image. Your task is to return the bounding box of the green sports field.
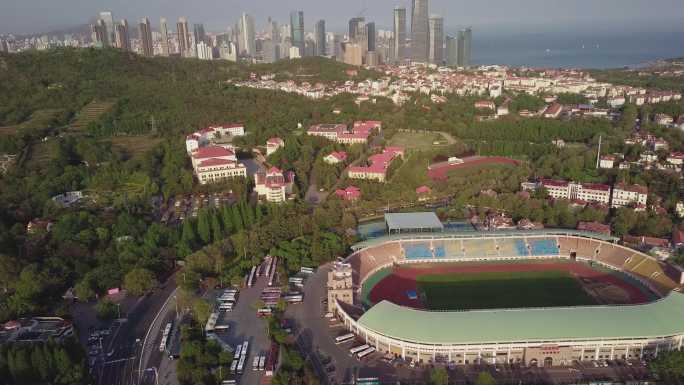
[417,270,597,310]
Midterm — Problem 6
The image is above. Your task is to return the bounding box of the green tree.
[123,267,158,296]
[95,299,118,320]
[211,214,223,243]
[430,366,449,385]
[197,209,211,245]
[475,371,497,385]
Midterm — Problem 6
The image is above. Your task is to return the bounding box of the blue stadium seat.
[530,239,558,256]
[515,240,529,256]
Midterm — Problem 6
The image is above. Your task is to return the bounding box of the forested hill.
[0,48,378,139]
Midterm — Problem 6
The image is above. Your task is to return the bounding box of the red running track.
[368,261,650,309]
[427,156,521,181]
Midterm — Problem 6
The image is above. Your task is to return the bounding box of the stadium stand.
[403,242,433,260]
[514,239,529,257]
[595,243,631,268]
[529,238,559,256]
[463,239,498,258]
[353,242,402,283]
[445,240,464,258]
[496,238,522,257]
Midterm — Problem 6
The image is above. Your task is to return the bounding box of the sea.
[466,26,684,69]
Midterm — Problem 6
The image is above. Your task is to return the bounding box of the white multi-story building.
[540,179,611,205]
[611,183,648,208]
[185,123,245,154]
[191,146,246,184]
[254,167,295,203]
[307,121,382,145]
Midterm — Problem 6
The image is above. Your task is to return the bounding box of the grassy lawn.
[417,270,596,310]
[387,130,447,150]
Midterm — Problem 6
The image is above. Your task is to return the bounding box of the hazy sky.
[2,0,684,35]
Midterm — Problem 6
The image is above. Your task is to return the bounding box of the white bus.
[237,354,246,374]
[288,277,304,284]
[230,359,238,374]
[159,322,172,352]
[335,333,355,344]
[258,355,266,371]
[253,356,260,371]
[283,294,303,303]
[234,343,243,358]
[357,347,376,359]
[350,344,370,355]
[214,323,230,332]
[300,267,315,274]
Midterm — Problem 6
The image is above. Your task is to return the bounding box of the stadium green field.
[417,270,597,310]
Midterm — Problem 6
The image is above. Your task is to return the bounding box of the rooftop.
[357,292,684,345]
[384,212,444,233]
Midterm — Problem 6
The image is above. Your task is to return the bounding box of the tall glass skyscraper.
[410,0,429,63]
[445,35,458,66]
[290,11,305,55]
[365,22,376,52]
[348,17,365,42]
[314,20,326,56]
[457,27,472,67]
[428,15,443,64]
[239,13,255,56]
[393,7,407,63]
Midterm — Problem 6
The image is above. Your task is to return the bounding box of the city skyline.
[2,0,683,36]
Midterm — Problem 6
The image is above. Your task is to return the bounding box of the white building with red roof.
[334,186,361,201]
[254,167,295,203]
[611,183,648,208]
[185,123,245,154]
[666,152,684,166]
[266,137,285,156]
[190,146,246,184]
[347,147,404,183]
[324,151,348,165]
[599,155,616,169]
[539,179,611,205]
[307,121,381,144]
[543,103,563,118]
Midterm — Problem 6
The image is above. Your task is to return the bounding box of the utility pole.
[595,135,602,169]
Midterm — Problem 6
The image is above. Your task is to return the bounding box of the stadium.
[329,213,684,367]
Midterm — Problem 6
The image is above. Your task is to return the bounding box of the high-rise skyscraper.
[365,22,376,53]
[290,11,305,55]
[348,17,365,42]
[269,18,280,43]
[393,7,407,63]
[445,35,458,66]
[239,13,255,56]
[139,17,153,57]
[428,15,443,64]
[177,17,191,57]
[457,27,472,67]
[193,23,206,45]
[91,19,109,47]
[160,18,170,56]
[114,19,130,51]
[99,11,115,43]
[411,0,429,63]
[314,20,326,56]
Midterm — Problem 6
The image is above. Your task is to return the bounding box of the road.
[94,277,179,385]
